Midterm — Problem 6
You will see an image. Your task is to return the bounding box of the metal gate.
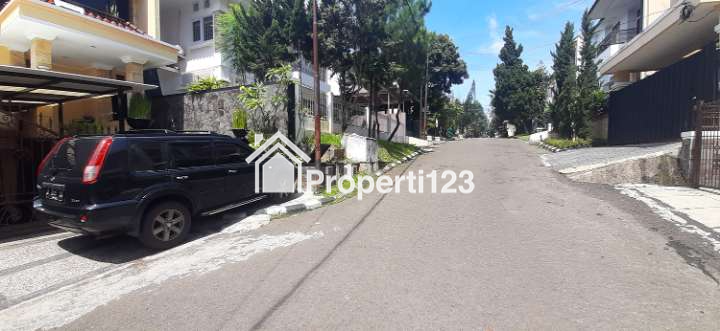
[0,109,58,228]
[690,101,720,189]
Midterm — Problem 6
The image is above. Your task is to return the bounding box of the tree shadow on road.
[56,193,301,264]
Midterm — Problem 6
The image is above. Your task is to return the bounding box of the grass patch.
[304,131,343,148]
[516,134,530,142]
[544,138,592,150]
[377,140,418,163]
[321,173,360,198]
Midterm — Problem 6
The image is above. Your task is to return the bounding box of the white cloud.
[473,15,504,55]
[527,0,589,21]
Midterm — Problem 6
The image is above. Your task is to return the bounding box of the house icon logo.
[246,131,311,194]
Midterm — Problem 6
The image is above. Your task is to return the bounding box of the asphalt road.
[1,138,719,330]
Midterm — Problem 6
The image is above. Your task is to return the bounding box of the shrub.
[544,138,592,150]
[128,94,151,119]
[232,109,248,129]
[303,131,343,148]
[187,77,228,93]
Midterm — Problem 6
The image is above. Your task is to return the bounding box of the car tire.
[139,201,191,250]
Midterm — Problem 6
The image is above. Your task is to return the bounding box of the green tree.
[491,26,537,135]
[218,0,296,82]
[577,9,606,138]
[317,0,396,138]
[426,33,468,113]
[385,0,431,140]
[550,22,579,138]
[459,80,488,137]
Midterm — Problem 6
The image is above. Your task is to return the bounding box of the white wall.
[159,0,337,97]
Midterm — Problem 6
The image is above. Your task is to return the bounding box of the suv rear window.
[49,137,102,176]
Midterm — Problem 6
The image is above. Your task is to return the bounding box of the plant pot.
[126,118,152,130]
[232,128,248,138]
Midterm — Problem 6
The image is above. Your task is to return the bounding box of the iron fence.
[691,101,720,189]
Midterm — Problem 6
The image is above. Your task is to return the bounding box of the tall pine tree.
[577,9,605,138]
[491,26,536,134]
[550,22,579,138]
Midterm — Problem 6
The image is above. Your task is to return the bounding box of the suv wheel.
[140,202,191,250]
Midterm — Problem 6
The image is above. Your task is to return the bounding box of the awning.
[599,1,720,75]
[0,64,156,106]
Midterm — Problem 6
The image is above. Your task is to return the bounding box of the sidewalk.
[617,184,720,253]
[540,142,681,173]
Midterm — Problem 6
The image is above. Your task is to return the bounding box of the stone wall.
[151,84,290,136]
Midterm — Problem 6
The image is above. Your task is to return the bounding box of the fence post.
[690,101,703,188]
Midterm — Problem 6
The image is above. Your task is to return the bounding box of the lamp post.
[312,0,321,170]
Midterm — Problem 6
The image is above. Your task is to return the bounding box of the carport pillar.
[29,38,53,70]
[714,17,720,49]
[0,45,12,65]
[121,58,146,132]
[58,102,64,137]
[123,61,145,86]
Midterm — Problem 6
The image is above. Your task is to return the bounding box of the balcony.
[0,0,178,69]
[597,23,639,55]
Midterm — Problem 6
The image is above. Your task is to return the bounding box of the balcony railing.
[0,0,143,35]
[598,23,639,54]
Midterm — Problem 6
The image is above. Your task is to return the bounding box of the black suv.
[34,130,264,249]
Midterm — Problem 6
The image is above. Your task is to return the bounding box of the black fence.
[607,42,718,145]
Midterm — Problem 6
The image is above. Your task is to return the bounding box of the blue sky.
[425,0,593,109]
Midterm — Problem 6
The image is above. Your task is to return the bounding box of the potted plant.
[231,108,248,139]
[127,94,152,129]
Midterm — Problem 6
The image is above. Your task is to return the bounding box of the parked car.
[34,130,267,249]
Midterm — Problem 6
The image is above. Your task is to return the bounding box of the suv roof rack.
[174,130,218,135]
[117,129,224,136]
[120,129,175,134]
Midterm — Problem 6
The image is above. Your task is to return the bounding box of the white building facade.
[157,0,340,134]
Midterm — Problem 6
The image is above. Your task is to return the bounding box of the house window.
[203,16,213,41]
[193,2,199,12]
[204,0,210,9]
[192,20,201,42]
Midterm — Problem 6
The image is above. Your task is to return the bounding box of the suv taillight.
[37,137,70,177]
[82,137,113,185]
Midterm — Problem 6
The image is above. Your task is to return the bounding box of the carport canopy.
[0,64,155,106]
[0,64,156,134]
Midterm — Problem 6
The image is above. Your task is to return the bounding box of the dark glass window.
[203,16,213,41]
[129,142,166,171]
[193,2,199,11]
[215,142,250,164]
[170,141,213,168]
[192,20,201,42]
[204,0,210,8]
[49,137,102,176]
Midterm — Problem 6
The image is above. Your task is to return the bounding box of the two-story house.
[588,0,720,144]
[157,0,340,134]
[0,0,180,132]
[0,0,180,227]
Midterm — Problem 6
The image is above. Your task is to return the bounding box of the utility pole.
[312,0,321,169]
[422,48,429,138]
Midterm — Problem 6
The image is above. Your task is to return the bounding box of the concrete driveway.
[1,138,719,330]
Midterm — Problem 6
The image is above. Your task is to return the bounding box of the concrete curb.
[252,148,424,220]
[536,141,565,153]
[255,195,337,220]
